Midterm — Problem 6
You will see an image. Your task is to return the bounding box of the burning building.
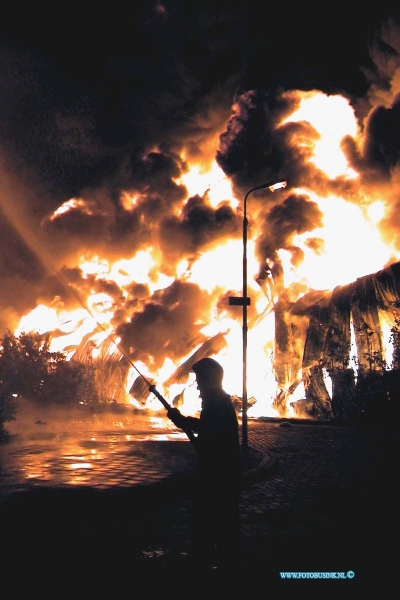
[2,8,400,420]
[13,257,400,423]
[61,259,400,421]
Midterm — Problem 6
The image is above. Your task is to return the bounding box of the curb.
[241,447,279,486]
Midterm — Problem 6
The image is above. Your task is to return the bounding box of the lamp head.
[247,179,288,197]
[267,179,287,192]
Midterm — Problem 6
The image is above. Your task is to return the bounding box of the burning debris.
[279,261,400,420]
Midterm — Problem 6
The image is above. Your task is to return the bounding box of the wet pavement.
[0,404,398,592]
[0,405,200,500]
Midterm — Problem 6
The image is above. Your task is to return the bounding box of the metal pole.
[242,194,249,450]
[241,179,287,451]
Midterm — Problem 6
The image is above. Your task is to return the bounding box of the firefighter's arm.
[167,408,200,432]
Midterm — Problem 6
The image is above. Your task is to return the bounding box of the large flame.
[14,89,400,418]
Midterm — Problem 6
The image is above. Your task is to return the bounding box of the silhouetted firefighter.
[168,357,242,573]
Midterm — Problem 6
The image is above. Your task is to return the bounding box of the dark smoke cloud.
[116,280,212,368]
[159,194,241,267]
[359,98,400,177]
[216,90,291,196]
[0,1,399,373]
[255,194,324,267]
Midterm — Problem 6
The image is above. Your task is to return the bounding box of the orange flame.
[15,90,400,418]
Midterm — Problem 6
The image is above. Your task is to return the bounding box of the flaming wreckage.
[273,260,400,420]
[72,260,400,421]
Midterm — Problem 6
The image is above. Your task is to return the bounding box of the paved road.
[0,412,397,593]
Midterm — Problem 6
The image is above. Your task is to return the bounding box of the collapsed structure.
[274,260,400,419]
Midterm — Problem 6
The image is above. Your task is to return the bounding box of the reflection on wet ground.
[0,403,196,501]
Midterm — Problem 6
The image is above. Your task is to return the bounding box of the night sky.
[0,1,399,360]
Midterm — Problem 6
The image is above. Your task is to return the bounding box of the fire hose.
[57,265,199,446]
[100,336,199,448]
[78,300,199,447]
[91,329,198,448]
[126,361,198,447]
[147,382,198,448]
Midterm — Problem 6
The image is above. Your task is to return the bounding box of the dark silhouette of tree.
[0,330,98,440]
[389,314,400,371]
[0,391,16,442]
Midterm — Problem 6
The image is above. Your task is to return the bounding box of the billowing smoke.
[1,3,400,404]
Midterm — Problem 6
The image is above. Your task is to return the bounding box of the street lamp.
[240,178,287,450]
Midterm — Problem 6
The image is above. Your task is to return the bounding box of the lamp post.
[241,178,287,451]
